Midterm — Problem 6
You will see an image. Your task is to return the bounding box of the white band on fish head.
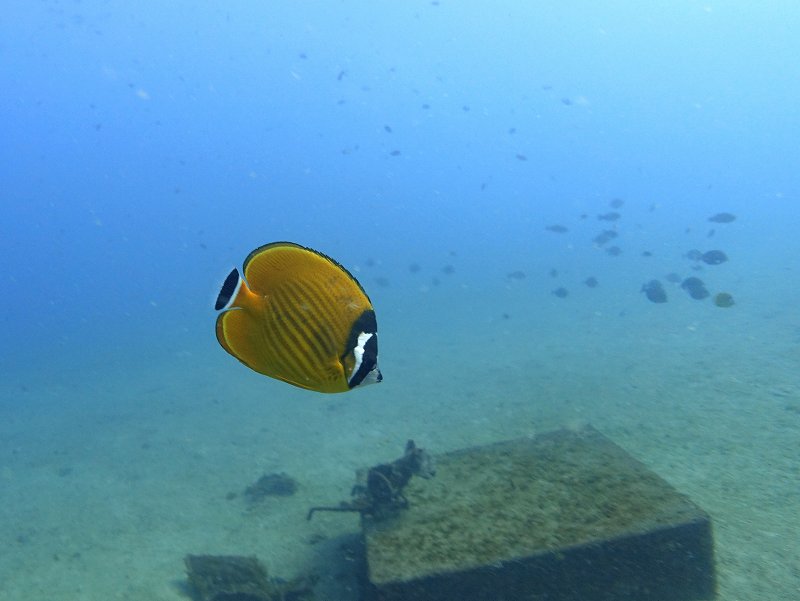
[348,331,381,388]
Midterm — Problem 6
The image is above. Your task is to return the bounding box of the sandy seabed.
[1,289,798,601]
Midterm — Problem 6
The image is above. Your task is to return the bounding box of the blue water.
[2,2,799,600]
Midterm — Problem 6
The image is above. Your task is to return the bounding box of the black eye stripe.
[349,333,379,388]
[342,310,378,361]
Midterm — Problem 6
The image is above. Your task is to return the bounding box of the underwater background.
[1,1,799,599]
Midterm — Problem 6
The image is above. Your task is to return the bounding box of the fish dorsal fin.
[242,242,370,301]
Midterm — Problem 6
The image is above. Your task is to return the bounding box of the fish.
[641,280,667,303]
[214,242,382,393]
[506,270,526,280]
[701,250,728,265]
[593,230,618,246]
[552,287,569,298]
[546,224,568,233]
[708,212,736,223]
[597,211,621,221]
[609,198,625,209]
[714,292,735,308]
[605,245,622,256]
[584,276,598,288]
[685,249,703,261]
[681,277,709,300]
[665,272,682,283]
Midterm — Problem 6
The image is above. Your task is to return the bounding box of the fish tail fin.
[215,268,244,311]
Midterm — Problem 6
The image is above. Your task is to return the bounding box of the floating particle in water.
[546,224,568,233]
[597,211,621,221]
[584,277,598,288]
[552,287,569,298]
[606,245,622,257]
[609,198,625,209]
[665,272,682,283]
[506,270,526,280]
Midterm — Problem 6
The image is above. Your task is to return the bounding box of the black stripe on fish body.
[268,282,326,366]
[267,300,317,384]
[278,279,335,364]
[270,289,333,384]
[258,307,299,379]
[286,278,340,353]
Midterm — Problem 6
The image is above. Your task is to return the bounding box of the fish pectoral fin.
[296,359,348,394]
[322,359,348,392]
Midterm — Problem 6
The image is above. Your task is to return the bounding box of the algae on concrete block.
[363,426,715,601]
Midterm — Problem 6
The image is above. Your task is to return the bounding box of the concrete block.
[363,426,715,601]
